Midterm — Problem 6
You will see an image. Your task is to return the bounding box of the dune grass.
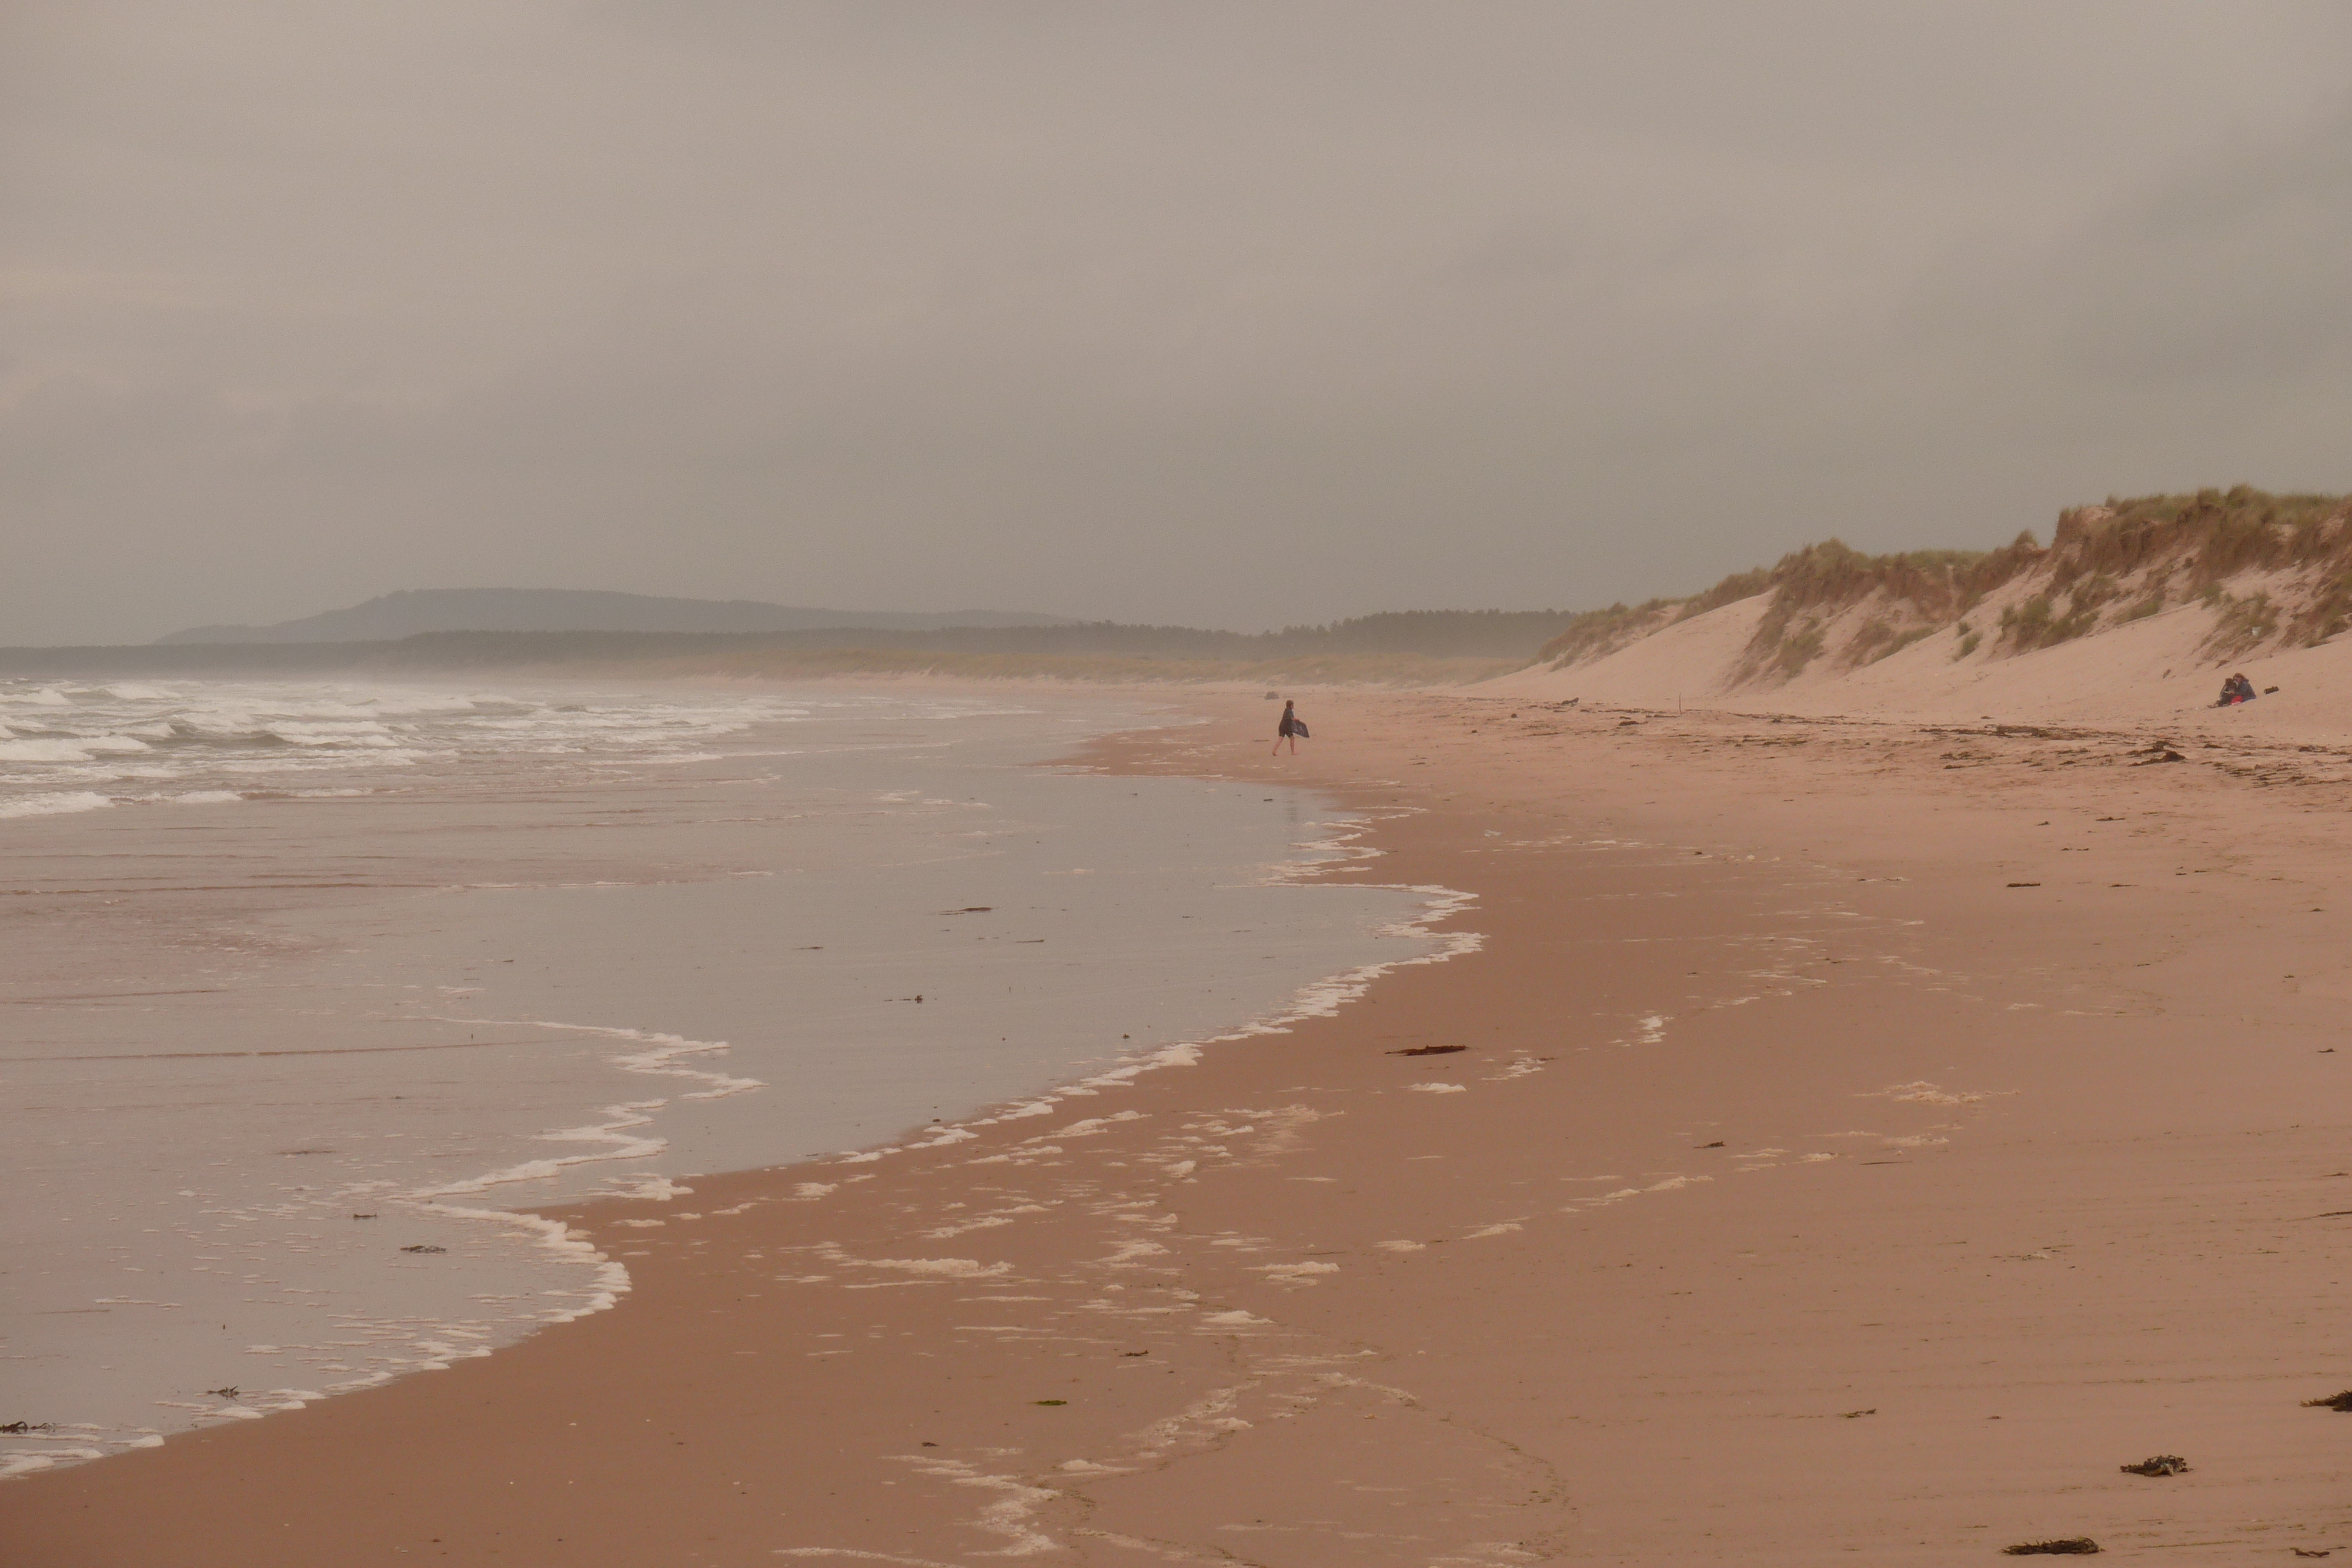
[1538,486,2352,684]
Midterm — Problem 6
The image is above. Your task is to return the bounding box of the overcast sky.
[6,2,2350,643]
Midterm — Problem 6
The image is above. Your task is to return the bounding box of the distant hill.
[0,604,1580,681]
[155,588,1081,644]
[364,609,1583,664]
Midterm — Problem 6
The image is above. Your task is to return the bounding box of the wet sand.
[6,690,2351,1564]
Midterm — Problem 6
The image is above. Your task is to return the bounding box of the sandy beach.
[15,6,2347,1560]
[7,687,2351,1564]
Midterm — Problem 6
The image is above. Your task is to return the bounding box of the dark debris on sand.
[2003,1539,2101,1556]
[2120,1455,2189,1476]
[1388,1044,1466,1056]
[2304,1390,2352,1411]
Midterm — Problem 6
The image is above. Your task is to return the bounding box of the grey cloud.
[2050,116,2352,387]
[5,2,2351,643]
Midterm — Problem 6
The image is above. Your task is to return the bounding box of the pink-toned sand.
[5,690,2349,1564]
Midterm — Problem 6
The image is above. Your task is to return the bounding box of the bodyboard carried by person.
[1273,699,1308,755]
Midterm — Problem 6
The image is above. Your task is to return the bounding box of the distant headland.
[154,587,1082,644]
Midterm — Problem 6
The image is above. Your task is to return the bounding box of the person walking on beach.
[1273,699,1308,755]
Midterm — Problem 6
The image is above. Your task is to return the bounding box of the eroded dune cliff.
[1492,487,2352,735]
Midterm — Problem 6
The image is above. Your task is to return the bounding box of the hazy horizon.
[7,3,2351,646]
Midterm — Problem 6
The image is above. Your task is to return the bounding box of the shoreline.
[0,683,1433,1476]
[6,688,2350,1563]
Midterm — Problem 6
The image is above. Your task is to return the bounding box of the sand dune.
[1489,590,2352,737]
[1494,488,2352,738]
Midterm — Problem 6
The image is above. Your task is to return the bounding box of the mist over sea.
[0,679,1450,1475]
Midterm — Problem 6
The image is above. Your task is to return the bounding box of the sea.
[0,677,1459,1476]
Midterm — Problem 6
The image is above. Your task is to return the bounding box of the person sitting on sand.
[1273,699,1308,755]
[2216,673,2256,706]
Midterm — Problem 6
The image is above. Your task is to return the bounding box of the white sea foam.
[1866,1080,1994,1106]
[854,1257,1010,1278]
[0,677,841,822]
[0,790,113,818]
[0,736,148,762]
[397,1020,766,1210]
[411,1104,669,1198]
